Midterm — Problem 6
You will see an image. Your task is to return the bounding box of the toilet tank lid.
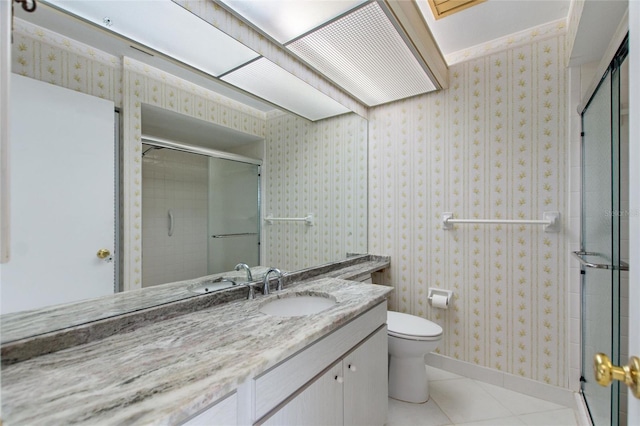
[387,311,443,337]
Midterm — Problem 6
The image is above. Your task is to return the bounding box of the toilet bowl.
[387,311,443,403]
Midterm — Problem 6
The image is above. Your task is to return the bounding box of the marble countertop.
[1,255,389,347]
[1,278,392,425]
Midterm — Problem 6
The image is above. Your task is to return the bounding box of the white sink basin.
[259,294,336,317]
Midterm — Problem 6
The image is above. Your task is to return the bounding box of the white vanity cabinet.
[343,327,388,425]
[180,301,388,426]
[261,360,344,426]
[182,392,238,426]
[261,326,387,426]
[254,302,388,426]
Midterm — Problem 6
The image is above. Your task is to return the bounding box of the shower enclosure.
[141,144,260,287]
[577,39,629,426]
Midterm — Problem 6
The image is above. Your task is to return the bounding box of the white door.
[0,74,115,314]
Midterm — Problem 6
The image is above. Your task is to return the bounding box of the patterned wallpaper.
[262,112,368,271]
[369,34,569,387]
[446,19,566,66]
[11,19,122,107]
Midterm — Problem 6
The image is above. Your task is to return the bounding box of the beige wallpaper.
[12,19,122,107]
[369,34,568,387]
[263,112,368,271]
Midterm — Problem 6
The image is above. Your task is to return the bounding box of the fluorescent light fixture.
[287,2,437,106]
[46,0,260,76]
[221,58,351,121]
[219,0,367,44]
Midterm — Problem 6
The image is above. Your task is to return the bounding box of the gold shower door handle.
[594,353,640,399]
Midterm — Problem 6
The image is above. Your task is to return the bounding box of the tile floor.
[387,366,579,426]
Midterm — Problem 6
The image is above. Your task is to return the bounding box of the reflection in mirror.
[141,141,261,287]
[2,5,367,335]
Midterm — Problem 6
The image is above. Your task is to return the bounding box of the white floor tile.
[455,416,526,426]
[386,397,453,426]
[387,367,580,426]
[429,378,513,424]
[426,365,463,381]
[517,408,578,426]
[474,380,568,415]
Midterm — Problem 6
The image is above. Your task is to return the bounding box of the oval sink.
[259,294,336,317]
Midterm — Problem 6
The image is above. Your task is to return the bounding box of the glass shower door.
[208,157,260,274]
[579,65,621,425]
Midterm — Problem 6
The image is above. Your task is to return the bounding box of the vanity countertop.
[1,278,392,425]
[1,255,389,348]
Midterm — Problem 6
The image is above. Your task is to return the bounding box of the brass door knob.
[594,353,640,399]
[96,248,111,259]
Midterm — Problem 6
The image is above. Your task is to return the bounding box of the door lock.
[594,353,640,399]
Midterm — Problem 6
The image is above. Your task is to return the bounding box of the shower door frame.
[578,38,628,426]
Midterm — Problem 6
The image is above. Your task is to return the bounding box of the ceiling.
[416,0,571,58]
[17,0,575,119]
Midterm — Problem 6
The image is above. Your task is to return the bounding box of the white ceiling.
[18,0,577,116]
[416,0,571,58]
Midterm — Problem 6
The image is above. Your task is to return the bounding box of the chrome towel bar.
[572,251,629,271]
[442,211,560,233]
[264,214,315,226]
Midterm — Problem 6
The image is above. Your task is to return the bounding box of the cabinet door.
[343,327,388,426]
[259,362,344,426]
[182,392,237,426]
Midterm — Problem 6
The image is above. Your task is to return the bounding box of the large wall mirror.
[2,2,367,334]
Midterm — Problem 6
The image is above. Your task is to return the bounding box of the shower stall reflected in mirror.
[141,143,260,287]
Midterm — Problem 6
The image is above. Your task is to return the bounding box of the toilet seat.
[387,311,443,341]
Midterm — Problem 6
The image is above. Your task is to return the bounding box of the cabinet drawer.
[181,392,237,426]
[253,302,386,419]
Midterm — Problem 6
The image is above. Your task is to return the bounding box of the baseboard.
[425,353,578,410]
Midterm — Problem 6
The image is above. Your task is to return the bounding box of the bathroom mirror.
[2,3,367,331]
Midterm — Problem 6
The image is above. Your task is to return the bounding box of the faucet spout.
[263,268,283,295]
[234,263,253,282]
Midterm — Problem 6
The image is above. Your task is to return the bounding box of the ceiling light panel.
[221,58,351,121]
[287,2,437,106]
[219,0,367,44]
[46,0,259,76]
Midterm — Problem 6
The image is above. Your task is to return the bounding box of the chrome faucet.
[262,268,283,295]
[234,263,253,282]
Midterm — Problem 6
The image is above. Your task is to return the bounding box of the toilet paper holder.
[428,288,453,307]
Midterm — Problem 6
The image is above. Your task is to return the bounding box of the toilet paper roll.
[430,294,449,309]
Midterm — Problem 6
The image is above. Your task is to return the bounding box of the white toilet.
[387,311,443,403]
